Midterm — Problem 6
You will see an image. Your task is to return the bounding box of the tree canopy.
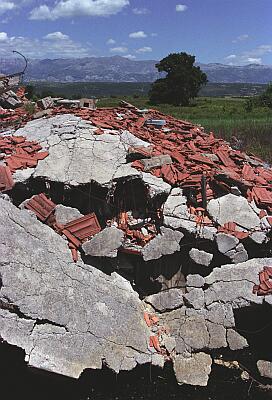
[149,52,208,106]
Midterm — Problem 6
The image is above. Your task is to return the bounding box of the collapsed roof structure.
[0,94,271,388]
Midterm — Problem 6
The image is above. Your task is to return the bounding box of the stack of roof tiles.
[0,135,49,192]
[47,105,272,212]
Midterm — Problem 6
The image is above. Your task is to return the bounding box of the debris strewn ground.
[0,90,271,389]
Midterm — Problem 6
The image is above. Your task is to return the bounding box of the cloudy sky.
[0,0,271,65]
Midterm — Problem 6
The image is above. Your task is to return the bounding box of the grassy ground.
[98,96,272,163]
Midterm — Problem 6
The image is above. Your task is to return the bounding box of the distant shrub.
[259,83,272,108]
[244,98,254,112]
[24,102,35,115]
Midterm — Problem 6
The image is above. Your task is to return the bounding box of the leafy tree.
[149,52,208,106]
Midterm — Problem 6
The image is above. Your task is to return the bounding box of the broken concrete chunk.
[163,336,176,353]
[163,188,189,220]
[226,329,248,350]
[0,199,150,378]
[82,226,125,258]
[145,288,184,312]
[151,354,165,368]
[173,353,212,386]
[0,90,22,109]
[216,233,239,254]
[141,172,171,198]
[54,204,83,225]
[228,244,248,264]
[250,231,267,244]
[189,248,213,267]
[142,227,184,261]
[184,288,205,310]
[207,194,261,230]
[205,303,235,328]
[164,216,196,233]
[186,274,205,288]
[205,258,272,308]
[140,155,172,171]
[257,360,272,379]
[37,97,53,110]
[206,321,227,349]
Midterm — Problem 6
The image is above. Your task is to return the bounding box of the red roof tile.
[0,165,14,192]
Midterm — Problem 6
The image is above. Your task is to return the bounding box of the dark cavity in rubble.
[1,341,271,400]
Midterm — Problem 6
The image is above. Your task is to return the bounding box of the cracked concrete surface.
[13,115,167,190]
[1,197,271,386]
[0,199,151,378]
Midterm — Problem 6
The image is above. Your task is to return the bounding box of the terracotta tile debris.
[24,194,101,262]
[25,193,56,223]
[0,165,14,191]
[253,266,272,296]
[63,213,101,241]
[0,135,48,176]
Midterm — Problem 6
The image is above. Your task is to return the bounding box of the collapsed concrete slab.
[13,115,145,187]
[0,199,150,378]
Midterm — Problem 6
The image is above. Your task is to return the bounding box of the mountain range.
[1,56,272,84]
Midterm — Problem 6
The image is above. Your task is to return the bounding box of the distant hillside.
[1,56,272,83]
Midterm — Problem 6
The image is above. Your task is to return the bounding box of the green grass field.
[97,96,272,163]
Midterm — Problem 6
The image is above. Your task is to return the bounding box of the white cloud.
[107,38,116,45]
[224,44,272,65]
[232,34,249,43]
[0,34,93,58]
[123,54,136,59]
[0,31,8,41]
[246,57,262,64]
[151,33,158,37]
[129,31,147,39]
[132,7,149,15]
[136,46,152,53]
[176,4,187,12]
[226,54,236,60]
[0,1,15,16]
[29,0,129,20]
[110,46,128,53]
[44,32,69,40]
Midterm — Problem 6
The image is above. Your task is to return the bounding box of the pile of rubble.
[0,93,271,389]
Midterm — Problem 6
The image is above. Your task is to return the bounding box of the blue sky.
[0,0,271,64]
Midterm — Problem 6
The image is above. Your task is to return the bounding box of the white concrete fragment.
[173,353,212,386]
[82,226,125,258]
[207,194,261,230]
[142,227,184,261]
[189,248,213,267]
